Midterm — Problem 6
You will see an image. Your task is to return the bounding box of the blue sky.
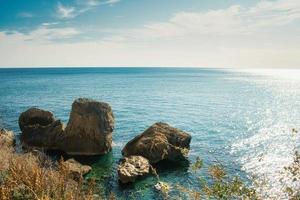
[0,0,299,67]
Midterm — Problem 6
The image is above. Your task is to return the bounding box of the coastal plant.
[284,151,300,199]
[155,181,171,199]
[0,147,98,200]
[155,155,258,200]
[156,150,300,200]
[191,157,203,173]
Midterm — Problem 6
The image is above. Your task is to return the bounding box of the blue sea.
[0,68,300,199]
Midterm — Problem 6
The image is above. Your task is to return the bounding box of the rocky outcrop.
[62,158,92,180]
[122,122,191,164]
[0,128,15,148]
[18,98,115,156]
[19,108,64,150]
[118,156,150,183]
[62,98,114,155]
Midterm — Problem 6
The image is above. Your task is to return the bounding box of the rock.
[62,158,92,180]
[18,98,114,156]
[154,181,171,194]
[0,128,15,148]
[122,122,191,163]
[118,155,150,183]
[19,108,64,150]
[62,98,114,155]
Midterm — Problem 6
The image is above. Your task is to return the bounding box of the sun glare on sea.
[235,69,300,80]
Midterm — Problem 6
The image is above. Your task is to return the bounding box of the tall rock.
[122,122,191,164]
[19,108,64,150]
[62,98,114,155]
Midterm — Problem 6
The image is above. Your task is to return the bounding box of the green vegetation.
[153,151,300,200]
[155,157,258,200]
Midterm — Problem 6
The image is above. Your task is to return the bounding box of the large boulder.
[62,158,92,180]
[122,122,191,163]
[62,98,114,155]
[19,108,64,150]
[0,128,15,148]
[118,155,150,183]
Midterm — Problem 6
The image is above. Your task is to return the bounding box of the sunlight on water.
[232,124,299,199]
[231,69,300,199]
[231,68,300,80]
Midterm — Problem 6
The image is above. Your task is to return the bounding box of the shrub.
[0,147,97,200]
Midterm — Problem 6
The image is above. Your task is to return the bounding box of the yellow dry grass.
[0,147,97,200]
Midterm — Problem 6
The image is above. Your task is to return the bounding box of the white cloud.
[104,0,121,5]
[1,0,300,68]
[11,26,81,42]
[58,0,121,18]
[41,22,60,26]
[56,2,76,19]
[122,0,300,40]
[17,12,34,18]
[85,0,100,6]
[77,0,121,7]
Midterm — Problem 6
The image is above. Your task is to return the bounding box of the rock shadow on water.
[153,158,190,173]
[44,149,114,166]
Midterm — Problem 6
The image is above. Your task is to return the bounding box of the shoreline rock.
[62,98,114,155]
[18,98,115,156]
[16,99,192,185]
[62,158,92,180]
[122,122,191,164]
[19,108,64,150]
[118,155,150,184]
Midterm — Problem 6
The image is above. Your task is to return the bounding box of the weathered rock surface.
[18,98,114,156]
[118,155,150,183]
[62,98,114,155]
[19,108,64,150]
[0,128,15,148]
[122,122,191,163]
[62,158,92,180]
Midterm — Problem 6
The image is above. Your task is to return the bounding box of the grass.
[0,147,98,200]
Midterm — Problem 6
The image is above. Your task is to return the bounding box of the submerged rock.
[0,128,15,148]
[19,108,64,150]
[62,158,92,180]
[154,181,171,195]
[122,122,191,163]
[118,155,150,183]
[62,98,114,155]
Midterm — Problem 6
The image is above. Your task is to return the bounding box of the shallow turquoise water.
[0,68,299,199]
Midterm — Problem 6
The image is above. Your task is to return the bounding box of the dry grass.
[0,147,97,200]
[208,165,226,180]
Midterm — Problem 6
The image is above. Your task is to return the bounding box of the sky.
[0,0,299,68]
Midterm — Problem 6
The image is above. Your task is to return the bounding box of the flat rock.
[118,155,150,183]
[62,158,92,180]
[122,122,191,163]
[62,98,115,155]
[19,108,64,150]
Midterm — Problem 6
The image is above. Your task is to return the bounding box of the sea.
[0,67,299,199]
